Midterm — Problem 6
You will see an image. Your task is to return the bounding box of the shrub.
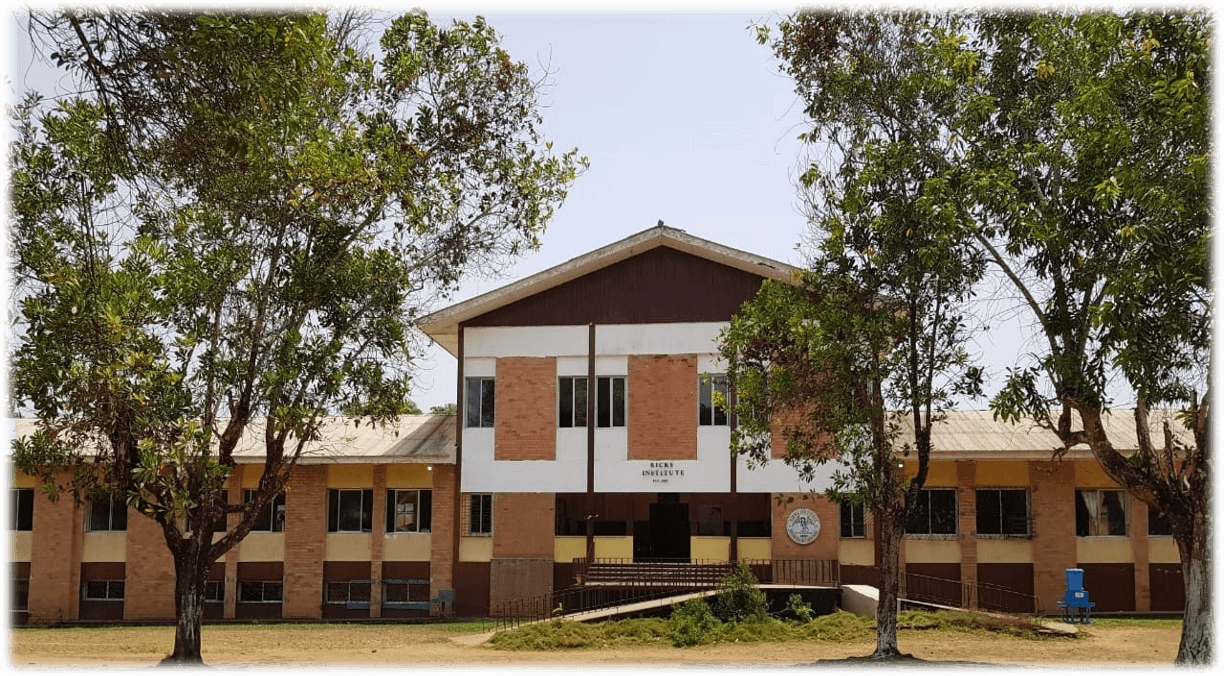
[714,562,767,623]
[669,598,720,647]
[788,593,814,623]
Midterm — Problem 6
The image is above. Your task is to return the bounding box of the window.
[328,489,374,533]
[382,578,431,608]
[88,495,127,532]
[560,376,625,428]
[12,578,29,611]
[905,489,957,535]
[840,502,866,538]
[244,490,286,533]
[559,377,588,428]
[1149,508,1173,536]
[698,374,730,426]
[326,580,372,608]
[11,488,34,531]
[976,489,1030,536]
[468,493,492,535]
[204,580,224,604]
[596,376,626,428]
[465,377,495,428]
[1076,489,1127,536]
[238,581,283,603]
[83,580,125,601]
[386,489,432,533]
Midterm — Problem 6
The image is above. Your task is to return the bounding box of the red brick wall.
[492,493,555,558]
[956,461,979,592]
[628,354,697,460]
[430,464,456,610]
[1029,460,1077,612]
[771,492,839,561]
[282,464,326,619]
[495,357,557,460]
[27,472,84,624]
[123,506,176,620]
[1131,500,1151,612]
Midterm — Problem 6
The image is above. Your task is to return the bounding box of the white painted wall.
[460,322,837,494]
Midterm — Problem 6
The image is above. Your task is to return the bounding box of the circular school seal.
[786,508,821,545]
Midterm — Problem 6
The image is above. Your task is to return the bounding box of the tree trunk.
[1174,513,1212,666]
[872,507,907,658]
[161,553,208,665]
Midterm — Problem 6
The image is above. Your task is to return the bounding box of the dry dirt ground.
[10,620,1182,668]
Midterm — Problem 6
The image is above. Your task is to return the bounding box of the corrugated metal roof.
[894,409,1193,458]
[9,415,456,465]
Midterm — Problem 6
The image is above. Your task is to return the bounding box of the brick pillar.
[28,472,84,624]
[957,461,978,607]
[123,506,176,620]
[370,464,387,618]
[223,469,243,619]
[628,354,698,460]
[1132,500,1152,612]
[430,464,456,614]
[495,357,557,460]
[283,464,326,619]
[1030,460,1077,612]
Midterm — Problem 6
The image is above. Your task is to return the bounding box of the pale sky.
[6,3,1165,416]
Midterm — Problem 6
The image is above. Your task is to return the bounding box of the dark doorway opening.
[635,493,690,561]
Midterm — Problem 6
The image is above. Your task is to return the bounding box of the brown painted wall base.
[454,562,490,618]
[1149,563,1185,612]
[977,563,1035,613]
[1078,563,1136,612]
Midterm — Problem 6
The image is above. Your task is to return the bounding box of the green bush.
[788,593,814,623]
[714,562,767,623]
[669,598,720,647]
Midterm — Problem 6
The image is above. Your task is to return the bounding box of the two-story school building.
[9,225,1187,624]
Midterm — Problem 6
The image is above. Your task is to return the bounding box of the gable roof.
[418,225,799,356]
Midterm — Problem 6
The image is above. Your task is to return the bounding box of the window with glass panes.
[905,489,957,535]
[11,488,33,531]
[1075,489,1127,536]
[386,489,432,533]
[327,489,374,533]
[698,374,729,426]
[465,377,495,428]
[243,489,285,532]
[975,489,1030,536]
[88,495,127,532]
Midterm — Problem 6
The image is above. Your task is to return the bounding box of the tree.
[758,9,1211,665]
[429,403,458,415]
[967,12,1211,665]
[723,13,983,658]
[10,10,583,663]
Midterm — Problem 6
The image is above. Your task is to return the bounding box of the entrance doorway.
[634,493,690,561]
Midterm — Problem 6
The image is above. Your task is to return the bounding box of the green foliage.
[788,593,814,623]
[487,610,1075,651]
[668,598,721,647]
[713,562,767,624]
[429,403,458,415]
[11,9,584,661]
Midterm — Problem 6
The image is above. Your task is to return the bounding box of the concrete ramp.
[563,589,720,622]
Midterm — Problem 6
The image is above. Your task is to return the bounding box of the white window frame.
[465,377,496,428]
[698,373,730,426]
[386,488,432,533]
